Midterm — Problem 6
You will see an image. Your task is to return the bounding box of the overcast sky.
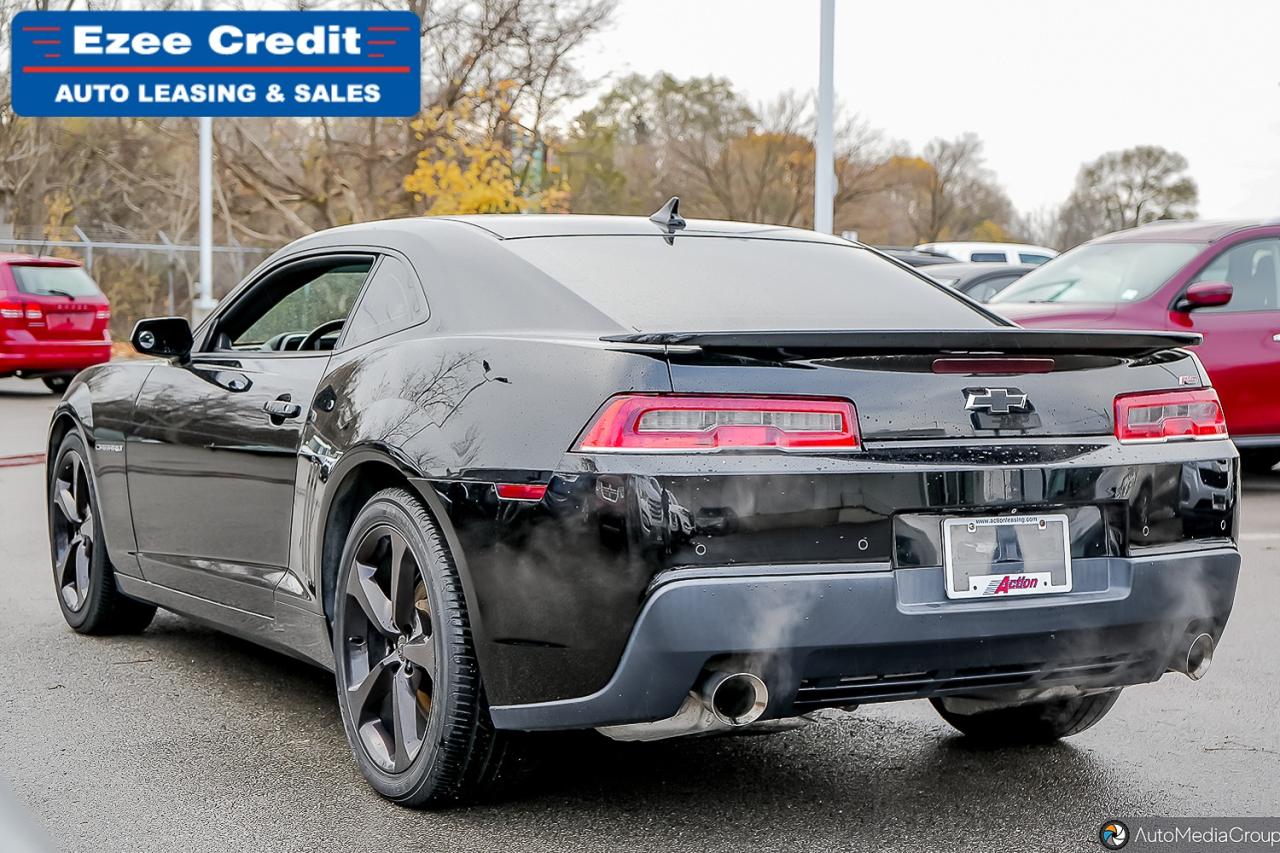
[575,0,1280,220]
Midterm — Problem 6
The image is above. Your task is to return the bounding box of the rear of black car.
[466,230,1240,739]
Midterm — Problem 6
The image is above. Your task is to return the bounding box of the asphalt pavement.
[1,376,1278,853]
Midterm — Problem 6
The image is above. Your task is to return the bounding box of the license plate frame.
[941,513,1072,600]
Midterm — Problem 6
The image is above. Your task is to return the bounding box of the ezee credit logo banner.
[11,11,420,117]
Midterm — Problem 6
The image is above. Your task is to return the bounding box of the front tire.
[48,434,156,634]
[42,375,72,394]
[931,689,1121,744]
[332,487,528,807]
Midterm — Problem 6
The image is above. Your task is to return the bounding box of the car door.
[1173,237,1280,437]
[126,253,374,614]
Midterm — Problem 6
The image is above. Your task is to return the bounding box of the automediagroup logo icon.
[1100,820,1129,849]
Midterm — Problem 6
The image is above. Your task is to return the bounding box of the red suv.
[991,219,1280,471]
[0,255,111,393]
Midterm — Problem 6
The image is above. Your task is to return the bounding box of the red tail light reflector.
[576,395,860,452]
[1114,389,1227,443]
[496,483,547,502]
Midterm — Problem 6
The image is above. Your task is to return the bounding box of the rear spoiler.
[601,329,1202,358]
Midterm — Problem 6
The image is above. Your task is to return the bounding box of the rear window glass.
[970,252,1008,263]
[11,264,101,298]
[502,236,996,331]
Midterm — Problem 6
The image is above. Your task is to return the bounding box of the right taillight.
[0,300,24,322]
[1114,388,1227,443]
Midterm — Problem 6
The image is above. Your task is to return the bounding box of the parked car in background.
[990,218,1280,472]
[0,255,110,393]
[917,241,1058,265]
[873,246,956,267]
[926,262,1035,302]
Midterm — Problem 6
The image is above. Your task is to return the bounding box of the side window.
[1019,253,1052,265]
[342,255,427,349]
[212,256,373,352]
[970,252,1008,263]
[1193,238,1280,312]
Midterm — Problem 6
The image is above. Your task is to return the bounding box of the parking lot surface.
[1,378,1277,852]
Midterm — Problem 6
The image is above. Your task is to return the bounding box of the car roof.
[1091,219,1267,244]
[0,253,82,266]
[926,262,1035,280]
[436,213,850,244]
[916,241,1057,254]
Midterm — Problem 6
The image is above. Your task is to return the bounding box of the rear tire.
[42,375,72,394]
[931,689,1121,744]
[332,487,531,808]
[48,434,157,634]
[1240,449,1280,475]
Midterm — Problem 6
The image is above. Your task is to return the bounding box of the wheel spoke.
[391,669,425,771]
[388,532,416,631]
[345,653,395,719]
[55,484,80,526]
[73,541,90,601]
[402,637,436,678]
[346,561,396,637]
[80,509,95,545]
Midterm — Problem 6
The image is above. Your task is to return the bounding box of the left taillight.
[1114,388,1227,443]
[575,395,861,452]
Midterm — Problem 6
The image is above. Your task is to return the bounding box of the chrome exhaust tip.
[705,672,769,727]
[1182,633,1214,681]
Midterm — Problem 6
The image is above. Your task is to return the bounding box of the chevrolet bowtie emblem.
[965,388,1030,414]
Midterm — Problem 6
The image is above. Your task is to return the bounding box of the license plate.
[47,311,93,332]
[942,514,1072,600]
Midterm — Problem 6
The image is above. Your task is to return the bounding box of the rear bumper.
[489,547,1239,731]
[0,339,110,373]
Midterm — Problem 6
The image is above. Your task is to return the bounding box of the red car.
[991,219,1280,471]
[0,255,111,393]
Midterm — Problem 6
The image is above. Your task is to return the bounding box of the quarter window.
[342,256,427,349]
[1019,253,1052,265]
[1192,239,1280,312]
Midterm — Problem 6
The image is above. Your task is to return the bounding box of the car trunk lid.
[4,261,109,342]
[610,328,1203,441]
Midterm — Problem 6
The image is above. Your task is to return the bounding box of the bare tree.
[1055,145,1198,247]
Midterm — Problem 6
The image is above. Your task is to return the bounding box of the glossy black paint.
[47,214,1241,719]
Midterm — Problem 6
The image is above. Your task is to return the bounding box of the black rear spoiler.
[601,329,1202,358]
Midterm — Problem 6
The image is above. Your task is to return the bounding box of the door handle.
[264,397,302,421]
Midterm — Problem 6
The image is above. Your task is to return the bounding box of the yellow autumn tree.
[404,85,569,215]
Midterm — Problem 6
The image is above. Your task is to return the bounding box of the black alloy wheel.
[49,434,156,634]
[332,487,530,807]
[340,521,437,774]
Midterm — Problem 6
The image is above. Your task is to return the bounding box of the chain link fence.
[0,227,273,337]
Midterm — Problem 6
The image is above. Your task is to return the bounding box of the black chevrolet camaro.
[46,206,1240,807]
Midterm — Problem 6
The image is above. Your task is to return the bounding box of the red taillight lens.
[1114,389,1227,443]
[576,395,861,452]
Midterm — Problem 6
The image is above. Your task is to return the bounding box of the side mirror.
[131,317,193,360]
[1177,281,1233,311]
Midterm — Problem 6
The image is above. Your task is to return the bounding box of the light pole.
[814,0,836,235]
[194,0,215,323]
